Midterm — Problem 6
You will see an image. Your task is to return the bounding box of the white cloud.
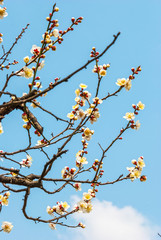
[58,196,160,240]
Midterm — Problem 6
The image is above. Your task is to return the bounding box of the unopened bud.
[140,175,147,182]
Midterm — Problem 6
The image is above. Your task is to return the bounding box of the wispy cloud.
[58,197,160,240]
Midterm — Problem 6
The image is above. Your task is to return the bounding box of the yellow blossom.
[99,69,106,76]
[75,97,80,103]
[138,157,145,168]
[0,122,3,134]
[84,128,91,136]
[67,112,75,119]
[62,201,70,210]
[75,88,80,96]
[1,222,13,233]
[55,7,59,12]
[83,192,92,201]
[1,197,8,206]
[46,206,54,215]
[124,79,132,91]
[52,29,59,38]
[116,78,127,86]
[23,56,30,63]
[123,112,135,121]
[31,100,40,108]
[85,202,93,213]
[137,101,145,110]
[72,104,79,110]
[0,7,8,19]
[133,169,141,178]
[19,67,33,79]
[85,108,92,116]
[79,83,87,89]
[77,157,88,165]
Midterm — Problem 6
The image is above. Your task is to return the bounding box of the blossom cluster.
[61,166,76,179]
[91,47,110,76]
[127,156,146,182]
[92,63,110,77]
[47,201,70,216]
[0,191,10,206]
[22,112,31,130]
[92,159,103,173]
[116,66,142,91]
[36,139,48,146]
[76,188,97,214]
[67,84,102,124]
[123,101,145,130]
[0,0,148,233]
[19,155,32,168]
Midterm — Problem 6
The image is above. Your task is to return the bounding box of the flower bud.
[54,7,59,12]
[140,175,147,182]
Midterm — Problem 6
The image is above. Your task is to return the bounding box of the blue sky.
[0,0,161,239]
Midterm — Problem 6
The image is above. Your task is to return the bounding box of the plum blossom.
[73,183,82,191]
[123,112,135,121]
[0,150,4,161]
[20,155,32,167]
[100,68,106,76]
[75,88,80,96]
[138,156,145,168]
[1,221,13,233]
[18,66,33,79]
[31,99,40,108]
[79,83,87,89]
[124,79,132,91]
[23,56,30,63]
[34,82,42,89]
[76,156,88,165]
[61,166,76,179]
[134,120,141,130]
[81,90,91,101]
[0,122,3,134]
[67,112,75,120]
[0,7,8,19]
[116,78,127,86]
[46,206,54,215]
[77,200,93,213]
[52,29,59,38]
[88,108,100,124]
[83,192,92,201]
[30,45,41,56]
[76,109,85,119]
[0,191,10,206]
[22,113,28,122]
[93,97,103,105]
[38,60,45,70]
[82,127,94,141]
[49,223,56,230]
[56,201,70,215]
[127,156,146,182]
[137,101,145,110]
